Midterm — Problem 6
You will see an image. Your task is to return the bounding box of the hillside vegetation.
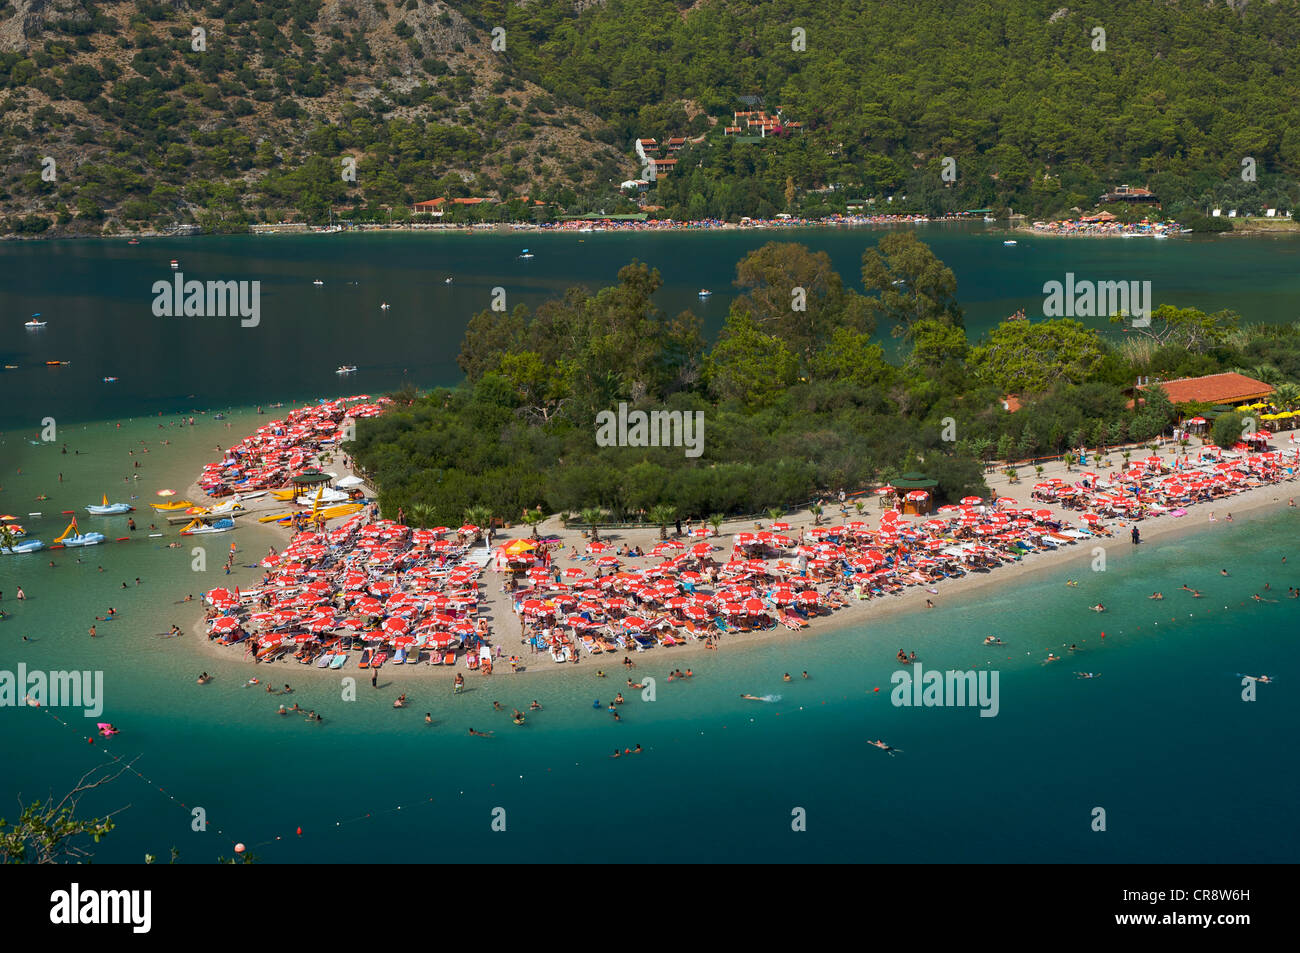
[3,0,1299,234]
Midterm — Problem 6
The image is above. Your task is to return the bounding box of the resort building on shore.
[1135,372,1274,409]
[1101,184,1159,204]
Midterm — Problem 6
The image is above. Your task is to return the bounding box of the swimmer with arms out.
[869,739,900,756]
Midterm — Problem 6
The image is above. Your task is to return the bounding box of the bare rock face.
[0,0,95,52]
[0,0,52,53]
[1048,7,1069,23]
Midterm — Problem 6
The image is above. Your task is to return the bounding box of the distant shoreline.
[1,215,998,243]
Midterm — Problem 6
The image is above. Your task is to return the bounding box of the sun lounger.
[330,653,347,669]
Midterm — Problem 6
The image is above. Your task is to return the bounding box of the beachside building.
[1101,184,1159,204]
[1134,372,1274,408]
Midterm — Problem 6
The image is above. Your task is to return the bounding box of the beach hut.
[891,473,938,514]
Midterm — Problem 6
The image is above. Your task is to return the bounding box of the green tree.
[970,319,1105,394]
[861,233,962,337]
[649,503,677,539]
[705,309,799,410]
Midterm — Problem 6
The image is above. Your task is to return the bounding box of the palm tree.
[408,503,434,529]
[1005,467,1018,483]
[649,504,677,540]
[1064,452,1076,471]
[1122,450,1131,466]
[1034,464,1044,479]
[707,513,724,537]
[809,502,824,525]
[521,508,544,539]
[0,525,17,552]
[463,505,492,541]
[1273,381,1300,410]
[767,507,783,522]
[580,507,603,540]
[854,500,865,515]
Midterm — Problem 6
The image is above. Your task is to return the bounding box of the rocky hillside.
[0,0,627,234]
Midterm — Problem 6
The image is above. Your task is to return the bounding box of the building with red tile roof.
[1136,372,1273,406]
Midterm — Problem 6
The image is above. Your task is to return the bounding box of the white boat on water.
[519,249,535,259]
[1003,240,1017,246]
[0,538,44,555]
[984,215,997,222]
[24,318,46,329]
[170,259,179,269]
[313,279,324,286]
[86,495,133,515]
[444,277,453,284]
[379,303,391,310]
[698,289,712,297]
[336,365,358,375]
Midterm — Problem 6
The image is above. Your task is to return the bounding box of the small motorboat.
[169,259,179,269]
[313,279,324,286]
[24,315,46,328]
[379,302,391,310]
[984,215,996,223]
[1003,240,1017,246]
[519,249,535,259]
[335,365,358,375]
[103,376,118,383]
[128,239,139,245]
[45,360,69,366]
[444,277,453,284]
[0,538,44,555]
[86,495,133,515]
[698,289,712,297]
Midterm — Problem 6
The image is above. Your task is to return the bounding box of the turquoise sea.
[0,231,1297,863]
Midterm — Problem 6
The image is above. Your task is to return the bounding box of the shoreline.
[181,431,1300,685]
[4,215,1004,244]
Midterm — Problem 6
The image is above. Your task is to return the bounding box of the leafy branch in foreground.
[0,760,134,864]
